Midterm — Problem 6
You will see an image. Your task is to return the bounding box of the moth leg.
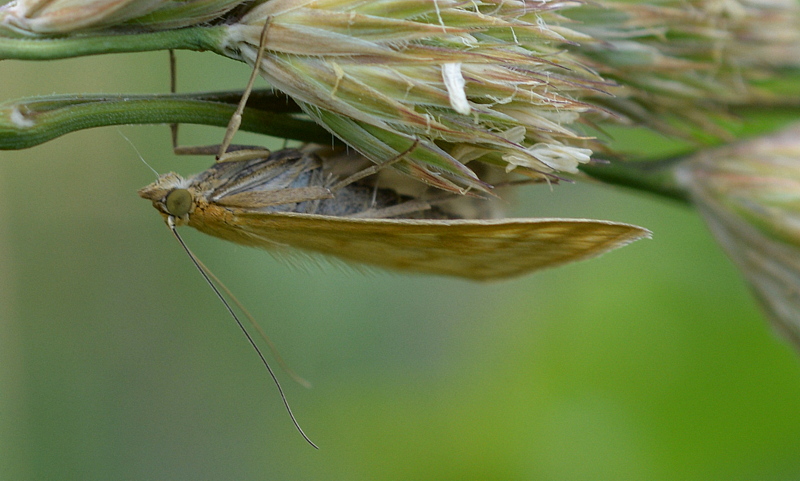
[167,50,272,161]
[176,144,273,161]
[216,17,273,162]
[168,49,185,155]
[328,138,421,192]
[347,199,434,219]
[370,181,379,209]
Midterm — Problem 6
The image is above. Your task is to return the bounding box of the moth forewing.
[139,148,650,280]
[227,214,650,280]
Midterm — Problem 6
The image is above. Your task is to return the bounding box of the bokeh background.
[3,46,800,481]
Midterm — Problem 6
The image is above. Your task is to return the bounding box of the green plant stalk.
[0,25,226,60]
[0,93,330,149]
[579,99,800,204]
[579,157,691,204]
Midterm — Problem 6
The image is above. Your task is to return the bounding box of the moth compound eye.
[165,189,193,217]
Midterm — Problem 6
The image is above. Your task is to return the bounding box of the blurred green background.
[3,47,800,481]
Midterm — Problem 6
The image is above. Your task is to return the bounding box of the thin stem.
[0,26,227,60]
[0,93,329,150]
[579,156,691,204]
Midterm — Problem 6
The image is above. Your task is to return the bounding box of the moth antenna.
[166,217,318,449]
[117,129,159,177]
[188,253,312,389]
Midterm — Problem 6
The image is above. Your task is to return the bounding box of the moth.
[139,147,650,279]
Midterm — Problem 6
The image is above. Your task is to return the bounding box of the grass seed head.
[220,0,800,191]
[0,0,246,35]
[221,0,611,192]
[678,123,800,348]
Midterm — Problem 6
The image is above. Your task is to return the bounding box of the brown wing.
[190,209,650,280]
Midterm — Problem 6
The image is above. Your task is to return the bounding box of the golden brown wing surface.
[192,210,650,280]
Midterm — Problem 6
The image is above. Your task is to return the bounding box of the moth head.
[138,172,195,224]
